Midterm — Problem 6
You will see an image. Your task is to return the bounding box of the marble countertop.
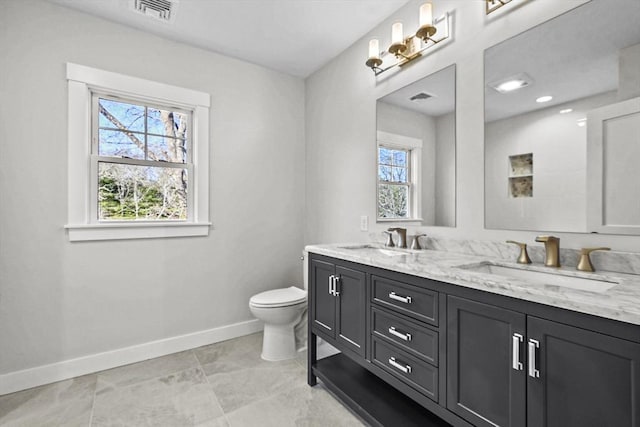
[306,243,640,326]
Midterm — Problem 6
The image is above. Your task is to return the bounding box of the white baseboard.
[0,319,263,396]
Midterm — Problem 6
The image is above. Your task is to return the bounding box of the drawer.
[372,337,438,402]
[372,275,438,326]
[372,307,438,366]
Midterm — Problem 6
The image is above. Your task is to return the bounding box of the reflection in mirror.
[484,0,640,234]
[376,64,456,227]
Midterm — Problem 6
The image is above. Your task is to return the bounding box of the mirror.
[376,64,456,227]
[484,0,640,234]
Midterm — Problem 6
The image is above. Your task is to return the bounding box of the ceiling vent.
[131,0,177,22]
[409,92,434,102]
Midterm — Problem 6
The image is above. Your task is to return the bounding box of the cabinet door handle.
[528,339,540,378]
[328,275,335,296]
[388,357,412,374]
[388,326,412,342]
[388,292,412,304]
[334,275,340,296]
[512,333,523,371]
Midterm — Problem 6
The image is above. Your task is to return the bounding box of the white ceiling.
[48,0,410,78]
[378,64,455,117]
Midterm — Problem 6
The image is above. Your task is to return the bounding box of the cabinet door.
[310,259,336,339]
[335,265,366,357]
[447,296,526,427]
[527,316,640,427]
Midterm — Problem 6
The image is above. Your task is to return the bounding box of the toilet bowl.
[249,286,307,361]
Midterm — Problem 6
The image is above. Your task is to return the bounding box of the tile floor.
[0,333,364,427]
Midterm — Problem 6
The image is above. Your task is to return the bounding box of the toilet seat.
[250,286,307,308]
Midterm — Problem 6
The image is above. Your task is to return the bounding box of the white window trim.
[377,130,423,222]
[65,63,211,241]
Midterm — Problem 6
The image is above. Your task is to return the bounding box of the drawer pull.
[388,356,412,374]
[512,333,523,371]
[388,326,412,342]
[388,292,412,304]
[528,339,540,378]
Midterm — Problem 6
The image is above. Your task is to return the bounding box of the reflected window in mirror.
[377,135,422,220]
[376,64,456,226]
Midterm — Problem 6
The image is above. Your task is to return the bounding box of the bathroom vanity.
[306,244,640,427]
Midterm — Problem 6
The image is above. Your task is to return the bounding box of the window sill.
[376,218,424,223]
[65,222,211,242]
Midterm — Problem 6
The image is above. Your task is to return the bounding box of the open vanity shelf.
[313,353,450,427]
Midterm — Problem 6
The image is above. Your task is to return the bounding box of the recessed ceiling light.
[536,95,553,103]
[559,108,573,114]
[488,72,534,94]
[497,80,528,92]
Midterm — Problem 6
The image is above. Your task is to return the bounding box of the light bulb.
[391,22,404,45]
[368,39,380,60]
[420,3,433,27]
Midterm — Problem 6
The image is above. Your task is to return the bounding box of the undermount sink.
[457,262,619,293]
[338,244,407,257]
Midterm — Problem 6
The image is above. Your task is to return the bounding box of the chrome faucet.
[535,235,560,267]
[383,230,395,248]
[387,227,407,249]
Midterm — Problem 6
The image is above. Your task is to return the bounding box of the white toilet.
[249,285,307,361]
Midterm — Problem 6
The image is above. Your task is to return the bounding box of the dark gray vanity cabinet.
[309,257,366,357]
[448,296,640,427]
[309,253,640,427]
[447,296,526,427]
[527,316,640,427]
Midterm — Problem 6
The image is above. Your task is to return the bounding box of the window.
[94,96,191,221]
[66,63,210,241]
[377,131,422,221]
[378,146,411,218]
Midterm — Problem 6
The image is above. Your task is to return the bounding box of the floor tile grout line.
[92,351,203,396]
[193,349,233,426]
[87,375,99,427]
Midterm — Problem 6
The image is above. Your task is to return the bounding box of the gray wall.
[0,1,305,375]
[305,0,640,252]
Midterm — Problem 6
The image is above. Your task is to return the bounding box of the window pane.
[98,98,145,132]
[147,108,188,139]
[378,184,408,218]
[378,165,392,181]
[98,129,145,159]
[148,135,186,163]
[393,150,407,167]
[379,147,392,165]
[392,167,407,183]
[98,162,187,220]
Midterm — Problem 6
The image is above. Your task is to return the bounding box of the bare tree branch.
[99,104,158,161]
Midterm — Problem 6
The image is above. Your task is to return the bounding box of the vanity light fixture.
[365,2,451,76]
[486,0,513,15]
[536,95,553,103]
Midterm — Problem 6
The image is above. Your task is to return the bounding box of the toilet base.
[261,322,298,361]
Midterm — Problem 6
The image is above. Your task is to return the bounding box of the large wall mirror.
[376,64,456,227]
[484,0,640,234]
